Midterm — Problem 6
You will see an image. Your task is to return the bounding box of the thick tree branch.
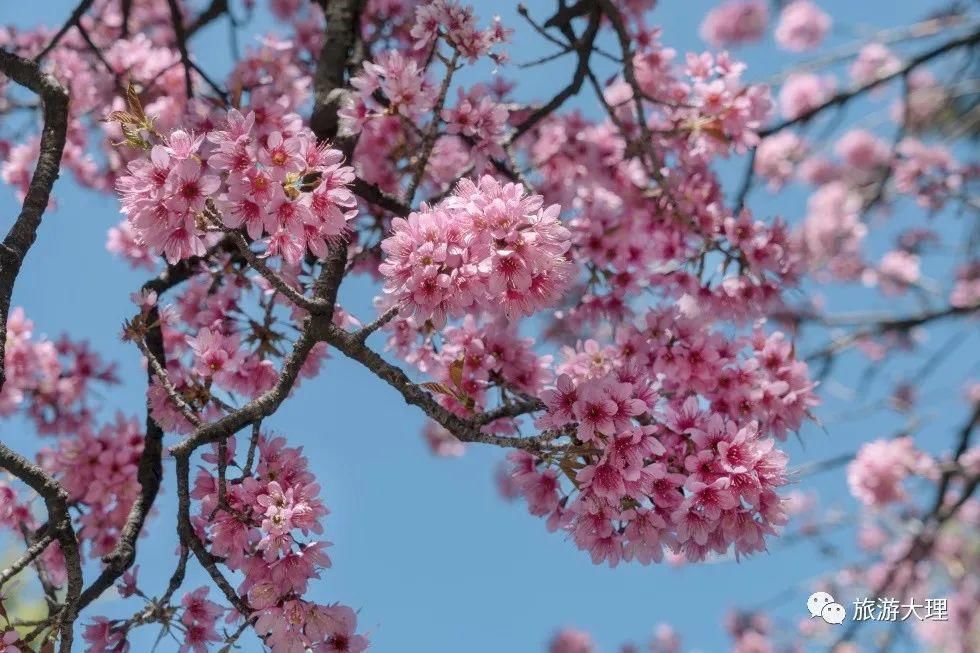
[309,0,365,144]
[0,49,79,651]
[0,49,69,391]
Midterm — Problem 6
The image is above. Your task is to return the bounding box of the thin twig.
[356,306,399,342]
[134,335,202,428]
[0,532,54,589]
[186,0,230,38]
[222,227,329,314]
[405,50,461,204]
[33,0,96,62]
[165,0,194,99]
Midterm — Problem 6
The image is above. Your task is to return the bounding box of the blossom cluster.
[0,631,21,653]
[340,51,436,134]
[779,73,834,120]
[951,262,980,308]
[699,1,768,48]
[187,434,368,653]
[442,87,509,155]
[497,309,817,566]
[41,414,145,558]
[339,0,509,142]
[847,437,933,508]
[0,307,117,435]
[1,21,186,201]
[389,313,553,456]
[178,588,225,652]
[893,138,964,210]
[774,1,831,52]
[379,176,575,324]
[701,0,831,54]
[763,124,968,283]
[2,0,975,651]
[521,40,796,331]
[116,107,356,265]
[850,43,901,86]
[410,0,511,61]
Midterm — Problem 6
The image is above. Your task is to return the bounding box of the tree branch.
[0,532,53,590]
[832,402,980,648]
[0,49,69,391]
[171,315,324,455]
[309,0,365,144]
[351,177,410,216]
[0,443,81,652]
[761,28,980,138]
[134,333,202,428]
[33,0,96,62]
[508,8,599,144]
[405,50,461,204]
[734,27,980,213]
[804,303,980,362]
[186,0,230,38]
[174,453,250,615]
[324,324,552,451]
[223,228,330,314]
[166,0,195,99]
[76,255,222,612]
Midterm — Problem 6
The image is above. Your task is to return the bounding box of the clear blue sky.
[1,1,977,651]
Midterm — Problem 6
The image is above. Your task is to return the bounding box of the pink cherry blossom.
[848,437,931,507]
[2,2,977,652]
[775,1,831,52]
[850,43,901,85]
[700,1,769,48]
[379,176,574,325]
[754,131,807,189]
[778,73,835,119]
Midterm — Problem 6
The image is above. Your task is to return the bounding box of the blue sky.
[1,1,977,651]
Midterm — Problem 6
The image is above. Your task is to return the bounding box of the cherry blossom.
[700,1,769,48]
[1,1,978,652]
[775,1,831,52]
[379,176,575,324]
